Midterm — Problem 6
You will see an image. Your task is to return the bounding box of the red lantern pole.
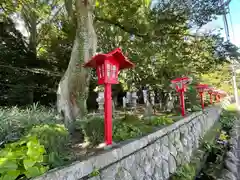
[196,84,208,110]
[217,94,221,102]
[209,93,213,104]
[179,90,185,116]
[104,83,112,145]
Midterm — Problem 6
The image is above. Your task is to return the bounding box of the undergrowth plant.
[0,136,48,180]
[171,164,196,180]
[0,104,60,144]
[113,121,142,142]
[82,117,105,146]
[27,124,70,154]
[148,116,173,126]
[219,111,235,133]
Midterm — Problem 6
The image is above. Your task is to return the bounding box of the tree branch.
[95,16,204,41]
[95,16,148,38]
[36,4,64,45]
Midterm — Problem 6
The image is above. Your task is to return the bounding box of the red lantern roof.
[171,77,190,84]
[207,87,214,93]
[218,90,227,95]
[83,48,135,70]
[196,84,209,89]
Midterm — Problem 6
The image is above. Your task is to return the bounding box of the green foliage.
[0,105,59,144]
[171,164,196,180]
[218,131,228,142]
[82,117,105,146]
[225,103,237,112]
[0,136,48,180]
[113,121,142,142]
[191,105,202,112]
[148,116,173,126]
[122,114,141,123]
[219,111,235,132]
[198,140,226,179]
[82,114,151,145]
[201,63,234,94]
[27,124,70,155]
[89,168,100,177]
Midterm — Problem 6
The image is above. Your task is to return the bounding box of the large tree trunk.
[57,0,97,131]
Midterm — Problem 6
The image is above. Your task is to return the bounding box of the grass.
[0,104,61,144]
[225,103,237,112]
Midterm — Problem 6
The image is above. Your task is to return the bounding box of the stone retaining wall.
[34,106,222,180]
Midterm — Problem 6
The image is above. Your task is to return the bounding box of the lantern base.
[99,142,117,150]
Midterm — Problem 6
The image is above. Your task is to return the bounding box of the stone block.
[225,160,238,177]
[168,154,177,174]
[88,176,101,180]
[115,167,133,180]
[162,160,169,179]
[100,163,120,180]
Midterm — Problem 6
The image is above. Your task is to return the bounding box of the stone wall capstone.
[33,106,222,180]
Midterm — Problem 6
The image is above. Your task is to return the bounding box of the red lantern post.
[207,87,214,104]
[83,48,134,145]
[212,90,218,102]
[196,84,209,110]
[170,77,192,116]
[216,93,221,102]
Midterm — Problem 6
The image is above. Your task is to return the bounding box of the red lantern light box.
[83,48,134,145]
[171,76,192,116]
[196,84,208,110]
[207,87,214,104]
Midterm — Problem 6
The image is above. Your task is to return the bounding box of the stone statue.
[123,97,127,109]
[150,92,155,106]
[97,92,104,113]
[142,89,148,104]
[131,92,138,109]
[166,93,174,112]
[126,92,131,106]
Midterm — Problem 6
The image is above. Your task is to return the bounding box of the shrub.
[122,114,141,123]
[27,124,70,155]
[0,104,60,144]
[171,164,196,180]
[148,116,173,126]
[113,121,142,142]
[191,105,202,112]
[0,136,48,179]
[220,111,235,132]
[82,117,104,146]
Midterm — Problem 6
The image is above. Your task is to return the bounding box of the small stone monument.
[150,92,155,106]
[142,90,148,104]
[131,92,138,109]
[166,93,174,112]
[150,92,155,114]
[144,99,153,117]
[142,90,153,117]
[126,92,132,107]
[97,92,104,113]
[123,97,127,109]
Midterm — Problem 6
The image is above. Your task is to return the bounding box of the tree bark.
[57,0,97,131]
